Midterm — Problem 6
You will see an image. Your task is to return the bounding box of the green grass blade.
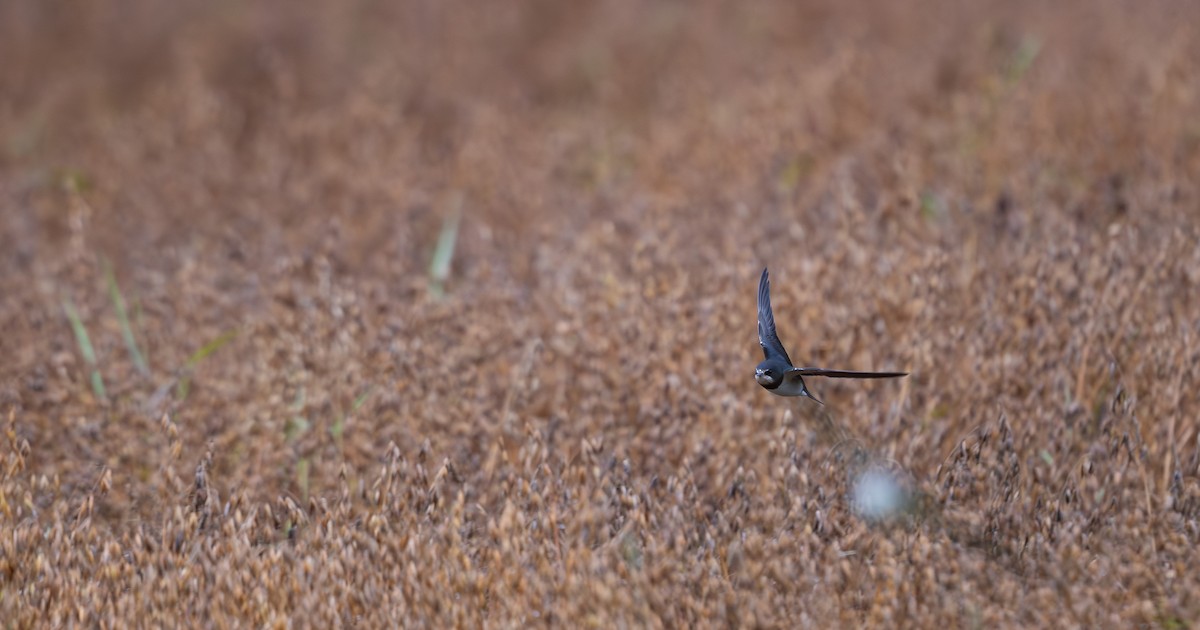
[62,300,107,401]
[176,330,238,400]
[104,260,149,376]
[185,330,238,369]
[428,196,463,298]
[296,457,311,502]
[332,386,373,451]
[285,386,309,442]
[1006,37,1042,84]
[351,386,374,412]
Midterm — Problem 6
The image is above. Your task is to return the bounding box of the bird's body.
[755,268,906,404]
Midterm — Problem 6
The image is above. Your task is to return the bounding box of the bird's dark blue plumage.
[755,267,908,404]
[757,267,792,365]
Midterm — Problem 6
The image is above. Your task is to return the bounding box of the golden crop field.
[2,1,1199,627]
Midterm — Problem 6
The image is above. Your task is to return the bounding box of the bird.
[755,267,907,404]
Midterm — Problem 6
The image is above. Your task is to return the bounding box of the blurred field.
[3,0,1200,626]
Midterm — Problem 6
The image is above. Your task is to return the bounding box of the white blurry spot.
[851,467,908,521]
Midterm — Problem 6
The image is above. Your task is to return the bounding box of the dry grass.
[2,0,1200,627]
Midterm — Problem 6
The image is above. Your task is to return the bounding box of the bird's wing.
[757,268,792,365]
[788,367,908,379]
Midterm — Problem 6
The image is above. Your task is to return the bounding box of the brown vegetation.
[2,0,1199,626]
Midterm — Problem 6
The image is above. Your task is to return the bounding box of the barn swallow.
[755,268,906,404]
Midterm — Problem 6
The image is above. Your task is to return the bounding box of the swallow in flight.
[755,268,906,404]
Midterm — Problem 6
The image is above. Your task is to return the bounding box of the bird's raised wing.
[788,367,908,379]
[757,268,792,365]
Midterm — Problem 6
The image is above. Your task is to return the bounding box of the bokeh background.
[2,0,1200,626]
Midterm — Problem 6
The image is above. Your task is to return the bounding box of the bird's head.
[755,364,780,388]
